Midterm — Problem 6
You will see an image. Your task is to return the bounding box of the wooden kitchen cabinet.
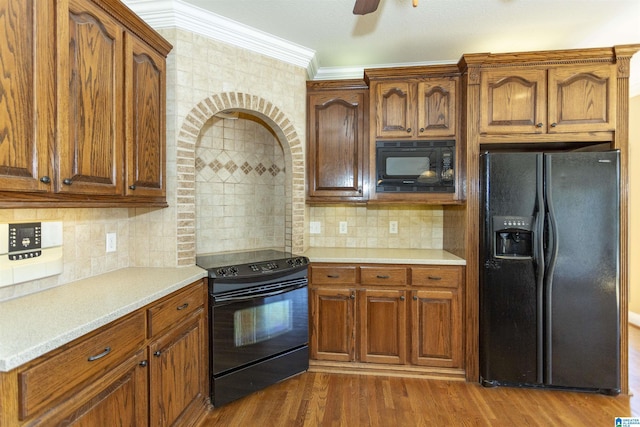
[0,0,171,207]
[147,281,207,427]
[479,64,616,135]
[410,266,464,368]
[0,280,208,426]
[306,81,369,202]
[309,263,465,378]
[370,77,457,139]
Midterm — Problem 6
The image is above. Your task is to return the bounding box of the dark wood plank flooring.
[200,326,640,426]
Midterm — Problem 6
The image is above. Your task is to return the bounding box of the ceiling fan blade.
[353,0,380,15]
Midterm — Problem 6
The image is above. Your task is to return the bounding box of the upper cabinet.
[479,64,616,135]
[371,77,457,139]
[306,81,368,202]
[0,0,172,207]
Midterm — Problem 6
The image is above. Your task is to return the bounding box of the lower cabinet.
[309,263,464,377]
[0,279,208,426]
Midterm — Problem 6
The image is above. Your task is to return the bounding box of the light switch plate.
[106,232,117,253]
[309,221,321,234]
[339,222,348,234]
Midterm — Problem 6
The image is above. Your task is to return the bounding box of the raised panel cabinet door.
[125,33,166,198]
[547,64,616,133]
[417,78,457,138]
[56,0,124,195]
[308,91,365,199]
[149,311,206,427]
[30,350,149,427]
[309,287,356,361]
[411,289,462,368]
[0,0,54,192]
[479,69,547,134]
[358,289,407,364]
[374,81,414,138]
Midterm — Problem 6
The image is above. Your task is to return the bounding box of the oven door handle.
[214,282,307,303]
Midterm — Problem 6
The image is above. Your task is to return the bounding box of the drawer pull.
[327,275,339,278]
[139,360,148,367]
[87,347,111,362]
[428,276,442,281]
[413,295,418,300]
[376,275,390,279]
[154,350,162,357]
[400,295,405,301]
[177,303,189,310]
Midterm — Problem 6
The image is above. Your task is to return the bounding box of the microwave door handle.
[214,282,307,304]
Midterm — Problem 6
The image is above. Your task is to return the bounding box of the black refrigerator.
[479,150,620,395]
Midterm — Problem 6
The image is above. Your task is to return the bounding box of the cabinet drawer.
[360,266,408,286]
[148,281,204,338]
[19,311,146,419]
[411,266,462,288]
[310,265,357,285]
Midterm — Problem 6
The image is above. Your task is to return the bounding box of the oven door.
[211,278,308,376]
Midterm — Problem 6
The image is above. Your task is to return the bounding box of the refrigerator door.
[544,151,620,392]
[480,152,542,385]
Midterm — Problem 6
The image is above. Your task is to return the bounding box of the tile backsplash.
[308,205,443,249]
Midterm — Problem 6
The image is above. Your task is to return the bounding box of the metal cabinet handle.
[153,350,161,357]
[129,185,136,190]
[62,178,72,185]
[88,347,111,362]
[139,360,148,367]
[536,123,543,128]
[413,295,418,300]
[406,128,412,133]
[376,275,390,279]
[550,122,557,127]
[350,293,355,299]
[177,303,189,311]
[419,127,425,132]
[400,295,405,301]
[40,176,51,184]
[428,276,442,281]
[327,274,339,278]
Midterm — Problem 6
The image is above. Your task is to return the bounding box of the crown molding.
[122,0,318,78]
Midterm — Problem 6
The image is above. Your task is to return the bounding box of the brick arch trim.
[175,92,305,266]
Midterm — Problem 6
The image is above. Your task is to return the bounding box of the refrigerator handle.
[534,154,545,385]
[543,155,560,385]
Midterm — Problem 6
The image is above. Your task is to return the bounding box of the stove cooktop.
[196,249,308,279]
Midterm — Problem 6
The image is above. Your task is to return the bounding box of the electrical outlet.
[309,221,321,234]
[389,221,398,234]
[106,232,117,253]
[339,221,348,234]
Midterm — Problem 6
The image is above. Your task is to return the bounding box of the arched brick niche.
[175,92,305,266]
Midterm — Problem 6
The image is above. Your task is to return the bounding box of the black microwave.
[376,140,455,193]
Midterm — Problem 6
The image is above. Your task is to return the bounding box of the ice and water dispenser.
[492,216,534,259]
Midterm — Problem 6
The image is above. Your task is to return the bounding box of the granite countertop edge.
[0,266,207,372]
[302,247,466,266]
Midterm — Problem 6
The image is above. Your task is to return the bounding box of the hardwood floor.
[200,326,640,426]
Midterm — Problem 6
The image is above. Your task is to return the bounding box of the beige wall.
[629,95,640,314]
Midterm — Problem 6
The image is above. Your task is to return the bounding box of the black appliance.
[196,250,310,406]
[376,139,455,193]
[480,150,620,395]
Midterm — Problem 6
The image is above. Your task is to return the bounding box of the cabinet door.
[417,78,457,138]
[479,69,547,134]
[57,0,124,195]
[309,287,356,361]
[0,0,54,193]
[411,289,462,368]
[358,289,407,364]
[374,81,414,138]
[32,350,148,427]
[307,91,366,199]
[547,64,616,133]
[149,311,206,427]
[125,33,166,198]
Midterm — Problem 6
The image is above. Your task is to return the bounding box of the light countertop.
[0,266,207,372]
[302,247,466,265]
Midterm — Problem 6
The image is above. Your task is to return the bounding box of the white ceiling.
[124,0,640,92]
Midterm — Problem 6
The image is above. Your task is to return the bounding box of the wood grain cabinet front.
[309,263,465,377]
[479,64,616,135]
[0,0,171,207]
